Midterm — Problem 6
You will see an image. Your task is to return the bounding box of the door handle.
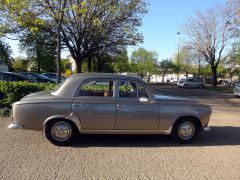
[116,104,125,108]
[73,103,82,106]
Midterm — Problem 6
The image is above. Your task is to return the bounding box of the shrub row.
[0,81,57,108]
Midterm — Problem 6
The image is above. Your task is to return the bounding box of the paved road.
[1,86,240,180]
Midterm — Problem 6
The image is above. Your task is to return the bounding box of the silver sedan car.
[9,73,212,146]
[234,82,240,97]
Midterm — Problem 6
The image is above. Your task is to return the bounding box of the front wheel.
[45,119,77,146]
[171,119,199,143]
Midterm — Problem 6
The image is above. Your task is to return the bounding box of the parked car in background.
[177,78,204,88]
[0,72,31,82]
[9,73,212,146]
[234,82,240,97]
[218,79,231,86]
[42,73,66,83]
[19,72,55,83]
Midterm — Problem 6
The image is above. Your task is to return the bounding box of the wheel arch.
[42,113,81,132]
[172,115,202,132]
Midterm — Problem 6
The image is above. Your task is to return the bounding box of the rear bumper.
[8,115,23,129]
[8,123,23,129]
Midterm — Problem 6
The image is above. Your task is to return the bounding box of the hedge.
[0,81,57,108]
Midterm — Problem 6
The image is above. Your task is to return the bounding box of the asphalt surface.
[1,85,240,180]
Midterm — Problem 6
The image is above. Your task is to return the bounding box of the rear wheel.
[183,84,189,89]
[171,118,199,143]
[45,119,77,146]
[199,84,203,89]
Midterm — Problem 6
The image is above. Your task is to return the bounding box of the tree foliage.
[19,30,57,73]
[0,0,148,73]
[113,48,129,73]
[131,47,158,79]
[182,6,237,86]
[0,39,12,67]
[159,59,175,82]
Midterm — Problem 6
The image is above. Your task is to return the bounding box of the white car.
[234,82,240,97]
[177,78,204,89]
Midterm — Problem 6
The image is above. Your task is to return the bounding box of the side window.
[10,75,22,81]
[119,81,137,98]
[2,74,10,81]
[31,75,39,81]
[138,84,149,99]
[78,79,114,97]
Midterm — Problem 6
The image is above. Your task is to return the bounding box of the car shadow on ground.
[70,126,240,148]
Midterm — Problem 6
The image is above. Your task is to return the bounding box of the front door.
[72,79,116,130]
[115,80,159,130]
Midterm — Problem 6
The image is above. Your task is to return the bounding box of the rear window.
[78,79,114,97]
[179,79,186,83]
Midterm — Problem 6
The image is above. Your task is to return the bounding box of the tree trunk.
[211,66,217,87]
[75,58,82,73]
[162,75,165,82]
[37,59,40,73]
[56,25,61,83]
[87,56,92,72]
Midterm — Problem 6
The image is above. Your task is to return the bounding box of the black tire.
[44,119,78,146]
[171,118,199,144]
[199,84,203,89]
[183,84,189,89]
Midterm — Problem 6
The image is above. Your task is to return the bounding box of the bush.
[0,107,11,117]
[0,81,57,108]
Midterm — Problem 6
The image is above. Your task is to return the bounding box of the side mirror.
[139,97,148,102]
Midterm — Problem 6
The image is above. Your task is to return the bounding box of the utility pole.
[177,32,180,81]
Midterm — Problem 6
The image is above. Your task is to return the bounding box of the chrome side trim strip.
[79,129,171,135]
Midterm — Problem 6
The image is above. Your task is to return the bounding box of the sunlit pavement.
[1,85,240,179]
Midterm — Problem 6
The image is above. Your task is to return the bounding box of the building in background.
[149,74,193,83]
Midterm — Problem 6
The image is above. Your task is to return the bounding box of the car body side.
[11,73,211,134]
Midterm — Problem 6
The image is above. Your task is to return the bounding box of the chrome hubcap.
[51,122,72,142]
[178,122,195,140]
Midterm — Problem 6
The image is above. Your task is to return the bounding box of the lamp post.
[177,32,180,81]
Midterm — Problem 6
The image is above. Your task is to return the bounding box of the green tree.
[174,46,195,77]
[131,48,158,80]
[19,30,57,73]
[113,48,129,73]
[12,56,28,72]
[0,0,148,73]
[159,59,175,82]
[0,39,12,67]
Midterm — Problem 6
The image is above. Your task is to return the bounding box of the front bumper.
[203,126,211,131]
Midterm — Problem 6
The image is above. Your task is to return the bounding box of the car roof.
[1,72,28,79]
[69,73,142,82]
[53,73,145,97]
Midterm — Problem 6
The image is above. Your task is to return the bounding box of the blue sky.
[6,0,226,61]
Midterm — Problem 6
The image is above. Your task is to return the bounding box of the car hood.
[154,94,198,103]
